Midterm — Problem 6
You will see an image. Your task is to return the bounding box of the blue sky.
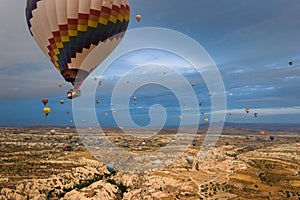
[0,0,300,126]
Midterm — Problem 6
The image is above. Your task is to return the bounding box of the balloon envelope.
[42,98,48,106]
[135,14,141,22]
[43,107,51,116]
[50,129,55,135]
[186,156,194,164]
[26,0,130,89]
[270,135,275,141]
[204,118,209,123]
[245,108,250,113]
[106,163,115,173]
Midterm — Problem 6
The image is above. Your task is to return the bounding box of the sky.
[0,0,300,126]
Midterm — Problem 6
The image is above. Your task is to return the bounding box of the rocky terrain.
[0,126,299,199]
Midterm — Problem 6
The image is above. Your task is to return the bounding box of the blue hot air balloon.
[270,135,275,141]
[254,113,258,117]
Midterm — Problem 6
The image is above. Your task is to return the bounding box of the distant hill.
[223,122,300,132]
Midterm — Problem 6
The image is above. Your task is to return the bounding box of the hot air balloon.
[133,101,137,105]
[96,99,100,104]
[289,61,293,66]
[105,112,108,117]
[50,129,55,135]
[66,111,70,115]
[68,134,74,140]
[270,135,275,141]
[135,14,141,22]
[186,156,194,164]
[133,96,137,101]
[113,110,117,114]
[42,98,48,106]
[254,113,258,117]
[60,100,65,104]
[26,0,130,99]
[106,163,115,173]
[191,82,195,87]
[93,76,97,81]
[43,107,51,116]
[204,118,209,123]
[198,102,202,106]
[259,130,265,135]
[245,108,250,113]
[58,82,63,88]
[228,112,232,116]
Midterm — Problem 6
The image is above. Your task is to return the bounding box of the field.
[0,126,299,200]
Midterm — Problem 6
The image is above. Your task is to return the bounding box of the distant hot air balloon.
[186,156,194,164]
[106,163,115,173]
[43,107,51,116]
[133,96,137,101]
[105,112,108,117]
[58,82,63,88]
[60,100,65,104]
[42,98,48,106]
[289,61,293,66]
[198,102,202,106]
[245,108,250,113]
[26,0,130,99]
[133,101,137,105]
[93,76,97,81]
[113,110,117,115]
[204,118,209,123]
[270,135,275,141]
[96,99,100,104]
[66,111,70,115]
[135,14,142,22]
[260,130,265,135]
[228,112,232,116]
[50,129,55,135]
[191,82,195,87]
[68,134,74,140]
[254,113,258,117]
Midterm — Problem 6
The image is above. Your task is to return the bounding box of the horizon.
[1,1,300,126]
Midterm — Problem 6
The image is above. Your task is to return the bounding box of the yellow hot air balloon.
[133,96,137,100]
[43,107,51,116]
[204,118,209,123]
[60,100,65,104]
[58,82,63,88]
[136,14,142,22]
[26,0,130,99]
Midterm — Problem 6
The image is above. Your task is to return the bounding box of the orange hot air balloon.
[133,101,137,105]
[245,108,250,113]
[260,130,265,135]
[42,98,48,106]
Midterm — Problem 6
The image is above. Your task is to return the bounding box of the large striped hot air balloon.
[25,0,130,98]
